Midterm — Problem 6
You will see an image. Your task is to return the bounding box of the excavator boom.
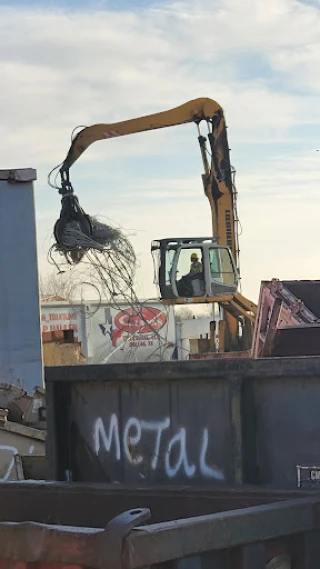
[61,98,222,171]
[60,97,238,269]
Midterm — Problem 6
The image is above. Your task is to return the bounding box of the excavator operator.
[189,252,202,275]
[178,252,203,297]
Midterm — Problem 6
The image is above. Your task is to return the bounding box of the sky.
[1,0,320,303]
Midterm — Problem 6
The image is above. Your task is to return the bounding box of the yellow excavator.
[57,98,257,352]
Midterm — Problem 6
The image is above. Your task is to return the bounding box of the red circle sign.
[114,307,167,334]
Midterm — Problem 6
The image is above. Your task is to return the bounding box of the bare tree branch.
[39,272,72,300]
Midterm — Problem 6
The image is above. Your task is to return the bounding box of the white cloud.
[162,0,320,55]
[0,0,320,303]
[237,151,320,300]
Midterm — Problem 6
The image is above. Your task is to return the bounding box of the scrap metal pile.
[190,278,320,360]
[252,279,320,357]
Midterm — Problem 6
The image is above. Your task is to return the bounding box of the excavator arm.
[61,98,222,172]
[60,98,238,267]
[59,97,256,352]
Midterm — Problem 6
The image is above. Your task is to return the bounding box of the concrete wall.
[42,342,85,366]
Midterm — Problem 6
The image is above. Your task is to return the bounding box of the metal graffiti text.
[93,414,224,481]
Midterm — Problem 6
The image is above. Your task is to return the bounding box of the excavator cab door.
[151,238,238,302]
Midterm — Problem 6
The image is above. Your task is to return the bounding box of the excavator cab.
[151,238,238,302]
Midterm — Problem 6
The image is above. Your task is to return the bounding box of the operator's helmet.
[191,253,199,261]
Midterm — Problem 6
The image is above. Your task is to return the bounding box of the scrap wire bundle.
[50,192,173,362]
[48,165,170,359]
[51,192,137,298]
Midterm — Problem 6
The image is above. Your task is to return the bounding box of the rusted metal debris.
[187,279,320,359]
[252,279,320,357]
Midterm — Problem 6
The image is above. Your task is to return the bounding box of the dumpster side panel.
[67,378,231,484]
[253,376,320,488]
[0,482,312,526]
[0,494,319,569]
[46,357,320,488]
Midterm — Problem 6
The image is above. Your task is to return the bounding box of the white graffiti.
[94,415,120,459]
[93,414,224,481]
[0,443,36,481]
[0,445,18,481]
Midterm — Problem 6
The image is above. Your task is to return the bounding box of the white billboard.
[89,303,176,363]
[40,301,176,363]
[41,305,83,343]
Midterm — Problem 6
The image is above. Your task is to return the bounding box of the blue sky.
[0,0,163,8]
[1,0,320,302]
[0,0,136,5]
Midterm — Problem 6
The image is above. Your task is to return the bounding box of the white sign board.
[89,303,176,363]
[41,306,83,343]
[40,301,176,364]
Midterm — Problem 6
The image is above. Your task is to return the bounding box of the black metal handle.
[99,508,151,569]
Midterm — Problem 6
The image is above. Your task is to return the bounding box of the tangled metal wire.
[47,242,176,363]
[48,192,177,362]
[47,152,179,362]
[50,189,137,301]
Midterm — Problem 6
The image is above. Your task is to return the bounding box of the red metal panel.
[0,563,80,569]
[252,279,320,357]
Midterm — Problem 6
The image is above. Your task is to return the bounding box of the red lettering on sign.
[114,308,167,334]
[48,312,78,322]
